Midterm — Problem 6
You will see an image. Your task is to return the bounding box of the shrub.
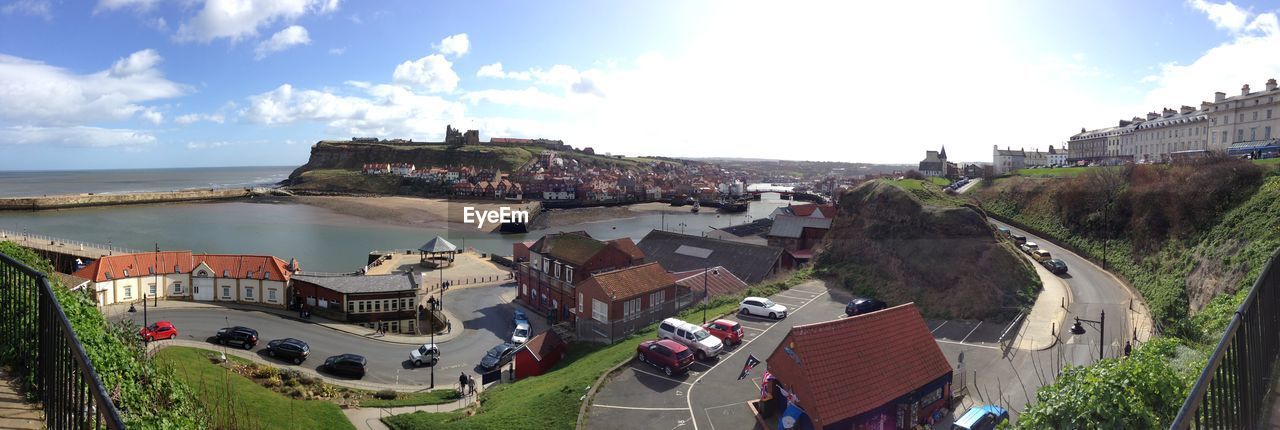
[262,376,283,388]
[280,369,302,383]
[301,375,323,387]
[375,389,398,400]
[254,365,279,380]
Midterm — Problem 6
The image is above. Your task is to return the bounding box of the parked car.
[139,321,178,342]
[1020,242,1039,254]
[214,326,258,349]
[478,343,518,371]
[1032,249,1052,262]
[323,354,367,378]
[512,309,529,327]
[952,405,1009,430]
[996,226,1010,236]
[265,338,310,364]
[511,322,531,344]
[702,319,744,346]
[1042,258,1069,275]
[409,343,440,367]
[635,339,695,376]
[657,318,723,360]
[845,298,888,317]
[739,296,787,319]
[1011,234,1027,245]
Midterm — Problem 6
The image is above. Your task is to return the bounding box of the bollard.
[1061,297,1064,308]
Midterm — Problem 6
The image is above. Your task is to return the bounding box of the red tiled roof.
[520,330,565,362]
[766,303,951,427]
[606,237,645,261]
[788,203,837,219]
[582,262,674,300]
[72,252,291,282]
[670,266,748,298]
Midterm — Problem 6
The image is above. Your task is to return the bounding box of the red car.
[636,339,695,376]
[702,319,744,346]
[140,321,178,342]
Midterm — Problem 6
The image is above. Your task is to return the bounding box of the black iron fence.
[1171,247,1280,429]
[0,252,125,429]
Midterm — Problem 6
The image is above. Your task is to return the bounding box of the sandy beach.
[280,195,538,230]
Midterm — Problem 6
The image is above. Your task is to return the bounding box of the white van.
[657,318,723,361]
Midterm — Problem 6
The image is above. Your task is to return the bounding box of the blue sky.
[2,0,1280,170]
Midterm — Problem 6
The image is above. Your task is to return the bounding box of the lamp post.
[1070,309,1106,362]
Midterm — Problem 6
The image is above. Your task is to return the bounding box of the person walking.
[459,372,468,394]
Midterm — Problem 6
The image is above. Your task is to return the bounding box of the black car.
[323,354,367,378]
[265,338,310,364]
[1042,258,1069,275]
[214,326,259,349]
[478,343,518,371]
[845,298,888,317]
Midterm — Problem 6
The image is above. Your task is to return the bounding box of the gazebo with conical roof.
[419,236,459,268]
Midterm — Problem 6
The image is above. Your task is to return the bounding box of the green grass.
[156,346,355,430]
[1012,166,1091,177]
[359,389,462,408]
[881,179,968,207]
[1253,157,1280,166]
[292,168,402,194]
[928,176,952,186]
[384,269,814,430]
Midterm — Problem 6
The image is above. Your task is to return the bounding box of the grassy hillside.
[815,180,1040,320]
[288,169,403,194]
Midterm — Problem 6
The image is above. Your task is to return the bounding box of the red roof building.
[669,266,748,299]
[514,331,567,379]
[575,262,680,344]
[72,251,295,308]
[514,232,646,324]
[764,303,953,429]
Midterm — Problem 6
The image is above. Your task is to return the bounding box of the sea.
[0,167,792,272]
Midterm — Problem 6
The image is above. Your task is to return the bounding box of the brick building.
[514,232,646,323]
[576,262,681,344]
[290,272,421,334]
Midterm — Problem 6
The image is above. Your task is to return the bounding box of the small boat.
[691,201,700,213]
[718,201,748,213]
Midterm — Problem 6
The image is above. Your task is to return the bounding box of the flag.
[760,371,772,400]
[737,354,761,380]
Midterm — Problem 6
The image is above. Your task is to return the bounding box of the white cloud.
[175,0,339,43]
[477,62,531,80]
[241,82,465,137]
[1189,0,1250,32]
[254,25,311,59]
[392,54,459,93]
[140,108,163,125]
[328,47,346,55]
[185,140,236,149]
[0,125,156,147]
[0,50,187,125]
[95,0,159,13]
[462,87,570,110]
[174,113,226,124]
[2,0,51,20]
[438,33,469,57]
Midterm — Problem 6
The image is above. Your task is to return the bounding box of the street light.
[1070,310,1105,362]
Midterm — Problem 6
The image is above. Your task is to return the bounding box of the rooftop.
[291,272,418,294]
[638,230,785,284]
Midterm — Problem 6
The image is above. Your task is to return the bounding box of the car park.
[845,298,888,317]
[265,338,310,364]
[1020,242,1039,254]
[409,343,440,367]
[512,322,531,344]
[1042,258,1069,275]
[214,326,258,349]
[635,339,695,377]
[952,405,1009,430]
[1032,249,1052,261]
[701,319,744,346]
[139,321,178,342]
[323,354,367,378]
[739,296,788,319]
[479,343,518,371]
[657,318,723,361]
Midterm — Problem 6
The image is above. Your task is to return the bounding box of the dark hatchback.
[845,298,888,317]
[323,354,368,378]
[214,326,259,349]
[265,338,310,364]
[478,343,518,371]
[1042,258,1069,275]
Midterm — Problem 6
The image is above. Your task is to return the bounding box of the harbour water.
[0,194,792,272]
[0,166,293,198]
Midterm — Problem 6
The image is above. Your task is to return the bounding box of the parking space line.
[739,325,766,332]
[960,321,983,343]
[931,320,948,333]
[705,401,748,430]
[630,367,696,386]
[935,339,1001,350]
[775,293,814,301]
[593,404,691,411]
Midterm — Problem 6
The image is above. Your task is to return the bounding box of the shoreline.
[530,202,713,230]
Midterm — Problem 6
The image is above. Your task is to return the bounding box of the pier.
[0,188,260,211]
[0,228,139,273]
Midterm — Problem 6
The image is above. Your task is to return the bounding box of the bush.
[262,375,283,388]
[301,375,323,387]
[254,365,279,380]
[375,389,398,400]
[280,369,302,383]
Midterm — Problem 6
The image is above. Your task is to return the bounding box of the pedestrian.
[446,321,452,334]
[468,375,476,395]
[1124,341,1132,357]
[459,372,468,393]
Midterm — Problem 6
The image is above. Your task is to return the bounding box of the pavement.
[115,282,539,389]
[957,178,982,194]
[0,368,42,430]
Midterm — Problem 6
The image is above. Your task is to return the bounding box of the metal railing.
[0,228,142,255]
[0,251,125,428]
[1171,247,1280,429]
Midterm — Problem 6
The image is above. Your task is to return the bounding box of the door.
[194,278,214,301]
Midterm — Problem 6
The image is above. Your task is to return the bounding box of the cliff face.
[288,141,535,181]
[816,181,1040,321]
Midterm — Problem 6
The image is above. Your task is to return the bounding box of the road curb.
[575,354,635,430]
[150,341,438,392]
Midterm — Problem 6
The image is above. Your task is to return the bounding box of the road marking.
[960,321,983,343]
[593,404,691,411]
[704,401,747,430]
[931,320,949,333]
[739,326,766,333]
[934,339,1001,350]
[630,367,695,386]
[775,293,814,301]
[685,288,825,430]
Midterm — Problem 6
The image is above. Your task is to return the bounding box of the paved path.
[0,369,42,430]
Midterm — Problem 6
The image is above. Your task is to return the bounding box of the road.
[586,220,1152,429]
[125,282,531,388]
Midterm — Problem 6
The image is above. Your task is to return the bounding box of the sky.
[3,0,1280,170]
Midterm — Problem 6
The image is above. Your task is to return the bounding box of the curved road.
[124,283,525,388]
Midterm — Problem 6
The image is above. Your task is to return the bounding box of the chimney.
[1162,108,1176,118]
[1216,92,1227,102]
[1080,127,1086,133]
[1119,119,1132,127]
[1201,101,1213,111]
[1180,105,1194,115]
[1268,79,1277,91]
[1147,112,1160,120]
[1242,84,1251,96]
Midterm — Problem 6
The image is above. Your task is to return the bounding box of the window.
[245,287,254,299]
[1223,131,1229,144]
[172,282,183,294]
[1238,130,1245,142]
[592,299,608,322]
[348,301,355,312]
[223,269,229,277]
[222,286,231,298]
[123,286,132,299]
[174,264,180,273]
[578,293,584,313]
[1268,109,1274,119]
[623,297,641,320]
[1268,126,1273,140]
[148,283,156,296]
[375,301,381,312]
[148,267,155,275]
[1252,127,1258,140]
[650,290,665,307]
[268,289,277,302]
[123,269,129,277]
[359,301,365,312]
[565,267,573,281]
[1239,114,1245,122]
[1225,117,1230,124]
[247,271,254,278]
[264,272,270,280]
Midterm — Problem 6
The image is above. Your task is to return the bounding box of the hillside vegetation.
[815,180,1040,320]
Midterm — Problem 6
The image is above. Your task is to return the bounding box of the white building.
[1047,145,1067,166]
[992,146,1026,175]
[73,251,295,308]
